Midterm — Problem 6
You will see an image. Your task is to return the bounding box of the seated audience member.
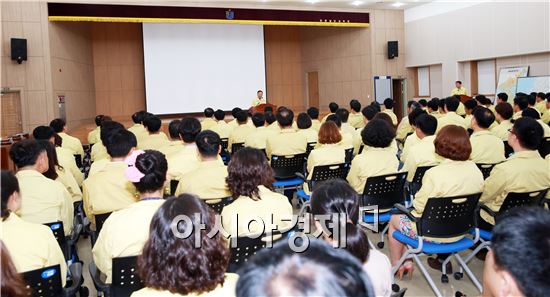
[396,101,421,141]
[128,111,149,143]
[347,119,399,194]
[527,94,537,110]
[336,108,356,135]
[209,109,234,139]
[353,105,379,154]
[454,95,467,116]
[491,102,514,141]
[9,140,73,235]
[33,125,83,185]
[463,99,478,128]
[437,98,447,116]
[388,125,484,277]
[543,93,550,124]
[38,140,82,203]
[321,102,339,123]
[436,96,468,132]
[139,114,169,150]
[133,195,238,297]
[236,238,375,297]
[381,98,398,126]
[418,99,428,110]
[512,95,529,120]
[167,118,201,181]
[476,207,550,297]
[326,114,354,151]
[229,107,243,127]
[49,118,84,158]
[522,107,550,137]
[427,98,441,118]
[402,114,439,182]
[87,121,126,177]
[265,111,279,131]
[93,150,167,283]
[470,107,506,164]
[496,92,508,104]
[266,108,307,158]
[535,92,547,114]
[0,171,67,286]
[304,122,346,193]
[349,99,364,129]
[228,110,255,152]
[245,113,274,150]
[88,114,104,145]
[158,119,183,158]
[201,107,217,130]
[91,117,118,162]
[1,241,31,296]
[370,101,381,112]
[82,129,139,225]
[479,117,549,229]
[400,108,428,162]
[176,131,231,200]
[311,179,391,297]
[296,112,318,143]
[221,148,293,237]
[307,107,322,131]
[373,113,399,154]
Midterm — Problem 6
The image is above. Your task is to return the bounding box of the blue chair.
[391,194,482,297]
[22,263,85,297]
[90,255,144,297]
[271,154,306,193]
[360,172,407,249]
[295,163,347,202]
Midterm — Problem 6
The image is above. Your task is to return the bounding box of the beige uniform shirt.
[87,126,101,145]
[16,170,74,235]
[464,114,473,129]
[138,132,170,150]
[209,121,234,139]
[266,129,307,158]
[402,135,439,182]
[480,151,550,225]
[382,109,398,126]
[158,141,184,159]
[297,128,318,144]
[311,119,322,131]
[1,213,67,285]
[91,141,109,162]
[244,127,277,150]
[512,111,522,121]
[320,113,335,123]
[92,199,164,283]
[305,144,346,193]
[201,118,217,130]
[56,166,82,202]
[175,159,231,200]
[537,120,550,137]
[346,147,400,194]
[396,117,413,141]
[542,106,550,124]
[470,131,506,164]
[56,146,84,185]
[437,112,468,132]
[341,123,356,135]
[167,144,201,180]
[401,133,421,163]
[228,125,255,152]
[131,273,239,297]
[82,161,139,223]
[59,132,84,157]
[349,113,365,129]
[490,120,513,141]
[88,158,109,178]
[127,124,148,143]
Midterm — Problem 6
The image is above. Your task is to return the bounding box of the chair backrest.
[231,143,245,155]
[411,165,434,185]
[305,142,316,157]
[220,138,230,165]
[309,163,347,189]
[361,172,407,210]
[43,221,69,260]
[220,138,229,151]
[169,180,179,196]
[476,163,498,180]
[539,137,550,158]
[270,154,306,179]
[418,193,481,238]
[207,197,233,214]
[497,189,548,220]
[74,154,83,168]
[111,256,144,297]
[228,230,290,272]
[344,148,354,164]
[503,141,514,158]
[22,265,63,297]
[358,144,365,155]
[95,212,112,234]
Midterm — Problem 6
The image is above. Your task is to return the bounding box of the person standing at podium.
[450,80,468,116]
[252,90,266,107]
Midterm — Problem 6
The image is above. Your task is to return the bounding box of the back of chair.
[220,138,230,165]
[22,265,63,297]
[418,193,481,238]
[207,197,233,214]
[305,142,316,157]
[95,212,112,234]
[43,222,69,260]
[271,154,306,179]
[228,230,290,272]
[497,189,548,219]
[411,165,434,186]
[308,163,346,189]
[231,143,245,155]
[476,163,498,180]
[503,141,514,158]
[220,138,229,152]
[361,172,407,210]
[169,180,179,196]
[344,148,354,164]
[74,154,83,168]
[539,137,550,158]
[111,256,144,297]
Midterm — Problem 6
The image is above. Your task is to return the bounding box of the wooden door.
[1,91,23,137]
[307,71,319,109]
[392,79,404,121]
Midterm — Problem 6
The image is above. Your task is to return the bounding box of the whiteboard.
[477,60,496,95]
[417,67,430,96]
[374,76,392,103]
[516,76,550,94]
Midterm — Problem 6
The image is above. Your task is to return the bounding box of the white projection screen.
[143,23,266,114]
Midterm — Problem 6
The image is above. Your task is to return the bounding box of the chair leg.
[413,254,444,297]
[459,241,491,275]
[454,253,483,293]
[378,223,390,248]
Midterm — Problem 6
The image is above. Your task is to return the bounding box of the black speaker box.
[11,38,27,64]
[388,41,398,59]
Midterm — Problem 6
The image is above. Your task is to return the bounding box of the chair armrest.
[478,204,498,219]
[64,262,82,297]
[393,203,417,222]
[88,261,110,293]
[295,172,306,181]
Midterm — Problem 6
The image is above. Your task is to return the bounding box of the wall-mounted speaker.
[11,38,27,64]
[388,41,398,59]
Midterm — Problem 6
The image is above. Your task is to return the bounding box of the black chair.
[539,137,550,158]
[358,144,365,155]
[231,143,245,155]
[476,163,498,180]
[90,212,112,246]
[74,155,83,169]
[220,138,230,165]
[479,189,548,224]
[344,148,354,164]
[503,141,514,158]
[22,263,84,297]
[271,154,306,180]
[169,180,179,196]
[89,256,143,297]
[228,230,291,273]
[407,165,435,199]
[206,197,233,214]
[305,142,317,158]
[301,163,347,192]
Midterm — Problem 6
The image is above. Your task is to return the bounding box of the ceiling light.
[392,2,405,7]
[306,0,319,3]
[351,1,364,6]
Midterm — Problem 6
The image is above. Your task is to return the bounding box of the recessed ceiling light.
[306,0,319,4]
[392,2,405,7]
[351,0,364,6]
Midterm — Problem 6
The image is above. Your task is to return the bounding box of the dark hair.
[329,102,339,113]
[132,111,147,124]
[350,100,361,112]
[307,107,320,119]
[251,113,265,128]
[335,108,350,123]
[1,241,30,296]
[373,113,394,129]
[297,113,312,130]
[418,99,428,107]
[527,95,536,106]
[536,92,545,99]
[318,122,342,144]
[100,121,125,145]
[497,93,508,102]
[143,115,162,133]
[133,150,167,193]
[236,238,374,297]
[231,107,242,118]
[37,140,60,180]
[473,107,495,129]
[522,108,541,120]
[168,120,181,139]
[514,95,529,110]
[361,119,395,148]
[383,98,394,109]
[9,139,45,168]
[49,118,65,133]
[95,115,105,126]
[204,108,214,118]
[311,179,370,262]
[445,96,460,112]
[235,110,248,124]
[427,98,440,111]
[265,111,277,125]
[434,125,471,161]
[408,108,427,127]
[456,80,462,84]
[257,90,263,94]
[1,171,20,220]
[214,109,225,121]
[438,98,446,110]
[179,118,201,143]
[105,129,137,158]
[464,99,478,111]
[276,108,294,127]
[326,114,341,128]
[491,207,550,297]
[370,101,381,112]
[196,131,221,158]
[512,117,544,150]
[361,106,378,121]
[138,196,229,295]
[415,114,437,136]
[495,102,513,120]
[32,125,55,141]
[226,148,274,200]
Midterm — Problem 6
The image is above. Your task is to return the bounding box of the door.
[392,79,405,121]
[1,90,23,137]
[307,71,319,109]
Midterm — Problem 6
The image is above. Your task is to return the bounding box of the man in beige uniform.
[470,107,505,164]
[266,108,307,158]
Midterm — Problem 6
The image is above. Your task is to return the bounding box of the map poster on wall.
[496,66,529,100]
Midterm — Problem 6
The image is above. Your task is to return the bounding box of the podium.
[458,95,472,104]
[249,103,277,114]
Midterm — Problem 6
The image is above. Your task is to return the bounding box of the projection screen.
[143,23,266,114]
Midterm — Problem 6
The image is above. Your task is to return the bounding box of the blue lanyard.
[141,197,163,201]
